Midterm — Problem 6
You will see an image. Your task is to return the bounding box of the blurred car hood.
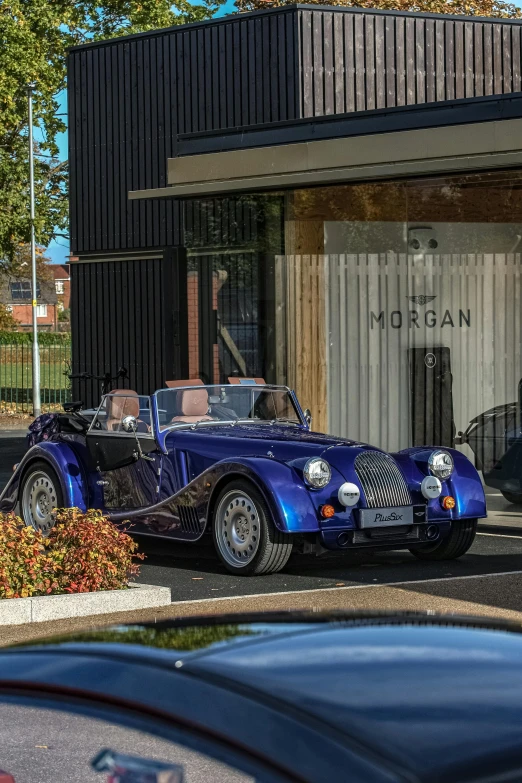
[11,612,522,782]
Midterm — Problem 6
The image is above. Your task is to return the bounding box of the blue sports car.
[0,381,486,575]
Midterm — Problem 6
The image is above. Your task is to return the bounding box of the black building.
[69,4,522,450]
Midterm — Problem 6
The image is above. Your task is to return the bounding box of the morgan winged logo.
[407,295,437,306]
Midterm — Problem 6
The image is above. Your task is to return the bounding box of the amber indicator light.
[441,496,456,510]
[321,504,335,518]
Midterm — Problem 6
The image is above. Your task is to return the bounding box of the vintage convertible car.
[0,381,486,575]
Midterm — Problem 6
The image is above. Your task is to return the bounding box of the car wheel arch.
[18,454,63,504]
[206,472,279,534]
[17,446,88,513]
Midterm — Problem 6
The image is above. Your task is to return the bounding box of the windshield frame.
[88,393,155,438]
[153,384,306,433]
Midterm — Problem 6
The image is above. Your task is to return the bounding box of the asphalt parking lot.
[2,430,522,645]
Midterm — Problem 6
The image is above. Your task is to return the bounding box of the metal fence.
[0,337,72,414]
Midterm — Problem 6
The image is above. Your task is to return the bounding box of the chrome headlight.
[428,450,454,480]
[303,458,331,488]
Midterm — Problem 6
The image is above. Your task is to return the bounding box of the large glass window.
[183,170,522,511]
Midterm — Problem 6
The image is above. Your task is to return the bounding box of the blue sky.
[46,0,236,264]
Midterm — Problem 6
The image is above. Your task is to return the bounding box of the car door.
[85,393,162,510]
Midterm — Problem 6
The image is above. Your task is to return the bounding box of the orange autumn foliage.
[0,510,144,599]
[236,0,521,19]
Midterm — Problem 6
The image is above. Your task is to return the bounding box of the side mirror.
[121,415,137,433]
[92,749,184,782]
[303,408,312,428]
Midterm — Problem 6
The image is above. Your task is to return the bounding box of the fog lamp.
[321,504,335,519]
[441,496,456,510]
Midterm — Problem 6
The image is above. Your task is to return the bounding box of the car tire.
[409,519,477,561]
[20,461,63,535]
[501,491,522,505]
[212,480,293,576]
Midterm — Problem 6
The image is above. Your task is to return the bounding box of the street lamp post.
[27,82,41,418]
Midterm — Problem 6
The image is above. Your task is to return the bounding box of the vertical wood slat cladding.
[68,11,298,254]
[296,8,522,117]
[70,258,185,406]
[69,7,522,255]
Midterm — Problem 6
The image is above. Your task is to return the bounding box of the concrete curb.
[0,583,171,625]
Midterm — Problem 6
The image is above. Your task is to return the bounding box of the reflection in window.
[0,703,252,783]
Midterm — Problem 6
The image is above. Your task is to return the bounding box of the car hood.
[166,423,367,449]
[164,424,380,466]
[11,612,522,783]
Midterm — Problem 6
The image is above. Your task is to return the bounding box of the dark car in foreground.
[0,612,522,783]
[0,381,486,575]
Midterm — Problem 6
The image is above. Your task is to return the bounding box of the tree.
[0,0,226,265]
[0,306,17,331]
[237,0,521,20]
[3,243,54,281]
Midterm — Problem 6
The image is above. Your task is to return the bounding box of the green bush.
[0,331,71,345]
[0,510,144,599]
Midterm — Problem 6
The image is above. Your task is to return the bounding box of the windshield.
[156,385,301,431]
[90,393,153,434]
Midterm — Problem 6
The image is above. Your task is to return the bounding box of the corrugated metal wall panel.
[68,11,298,255]
[69,8,522,254]
[70,257,185,407]
[297,9,522,117]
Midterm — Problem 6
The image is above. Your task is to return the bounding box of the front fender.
[395,447,487,520]
[208,457,320,533]
[0,442,88,514]
[110,457,321,535]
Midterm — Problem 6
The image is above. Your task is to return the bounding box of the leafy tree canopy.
[0,0,225,265]
[17,623,258,651]
[236,0,521,21]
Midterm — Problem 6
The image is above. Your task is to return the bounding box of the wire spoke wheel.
[21,468,60,535]
[215,490,260,568]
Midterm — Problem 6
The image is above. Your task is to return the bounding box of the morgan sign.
[370,296,471,329]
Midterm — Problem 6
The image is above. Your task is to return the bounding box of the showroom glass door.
[183,195,284,385]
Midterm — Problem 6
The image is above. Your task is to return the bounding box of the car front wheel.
[501,491,522,505]
[212,480,293,575]
[409,519,477,561]
[20,461,63,535]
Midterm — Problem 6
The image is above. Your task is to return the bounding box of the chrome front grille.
[354,451,411,508]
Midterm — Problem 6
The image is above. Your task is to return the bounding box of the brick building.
[51,264,71,311]
[0,276,59,331]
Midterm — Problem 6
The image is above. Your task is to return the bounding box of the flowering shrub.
[47,509,144,594]
[0,515,57,599]
[0,510,144,599]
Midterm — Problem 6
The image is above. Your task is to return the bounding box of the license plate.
[357,506,414,528]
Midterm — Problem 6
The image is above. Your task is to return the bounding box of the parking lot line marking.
[166,569,522,607]
[477,532,522,539]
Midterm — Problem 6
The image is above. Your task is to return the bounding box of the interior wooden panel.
[292,173,522,224]
[277,253,328,433]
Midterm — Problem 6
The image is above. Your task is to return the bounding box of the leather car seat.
[106,389,148,432]
[171,388,212,423]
